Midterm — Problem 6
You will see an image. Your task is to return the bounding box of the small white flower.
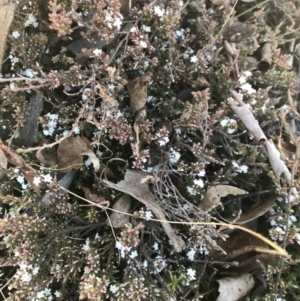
[85,158,92,167]
[227,127,236,134]
[197,169,205,177]
[110,284,119,294]
[22,69,37,78]
[183,53,190,59]
[152,255,166,274]
[187,249,196,261]
[238,75,247,85]
[33,176,41,186]
[113,18,123,30]
[32,266,39,275]
[83,238,90,251]
[74,126,80,135]
[153,242,159,251]
[186,268,196,281]
[129,250,138,259]
[175,30,185,39]
[140,41,148,48]
[236,165,248,173]
[22,183,29,190]
[244,71,252,77]
[12,31,20,39]
[42,174,52,183]
[220,118,229,127]
[93,49,102,56]
[16,175,24,184]
[240,83,256,95]
[24,14,38,28]
[154,5,165,17]
[169,148,181,164]
[190,55,198,63]
[145,210,153,220]
[142,25,151,32]
[21,272,32,283]
[187,186,196,196]
[143,260,148,268]
[158,137,169,146]
[194,178,204,188]
[54,291,61,298]
[62,130,69,137]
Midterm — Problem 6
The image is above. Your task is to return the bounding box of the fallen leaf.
[97,84,118,107]
[106,194,131,228]
[212,230,275,273]
[127,74,151,114]
[103,170,186,252]
[82,187,108,205]
[216,273,255,301]
[36,142,57,166]
[57,136,92,173]
[222,194,276,224]
[198,185,248,212]
[261,42,272,65]
[0,0,16,71]
[0,148,7,180]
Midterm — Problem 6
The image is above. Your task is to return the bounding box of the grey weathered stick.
[228,90,298,198]
[13,94,44,147]
[103,170,186,252]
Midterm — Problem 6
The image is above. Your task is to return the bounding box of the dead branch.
[228,90,298,198]
[103,170,186,252]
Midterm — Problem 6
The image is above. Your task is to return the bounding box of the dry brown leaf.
[212,230,274,273]
[57,136,92,173]
[0,148,7,180]
[216,273,255,301]
[198,185,248,212]
[223,194,276,224]
[261,42,272,65]
[36,147,57,166]
[127,74,151,114]
[97,84,118,107]
[99,164,116,179]
[103,170,186,252]
[0,143,41,195]
[0,0,16,71]
[106,194,131,228]
[82,187,108,205]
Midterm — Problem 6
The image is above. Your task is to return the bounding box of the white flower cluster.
[12,30,20,39]
[43,113,59,136]
[169,147,181,164]
[151,255,167,274]
[186,268,196,285]
[154,5,165,17]
[145,209,153,220]
[186,244,209,261]
[15,168,53,189]
[25,13,38,28]
[220,117,237,134]
[187,169,206,195]
[21,68,38,78]
[9,54,19,69]
[105,12,123,31]
[232,161,249,173]
[269,207,299,243]
[115,240,132,258]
